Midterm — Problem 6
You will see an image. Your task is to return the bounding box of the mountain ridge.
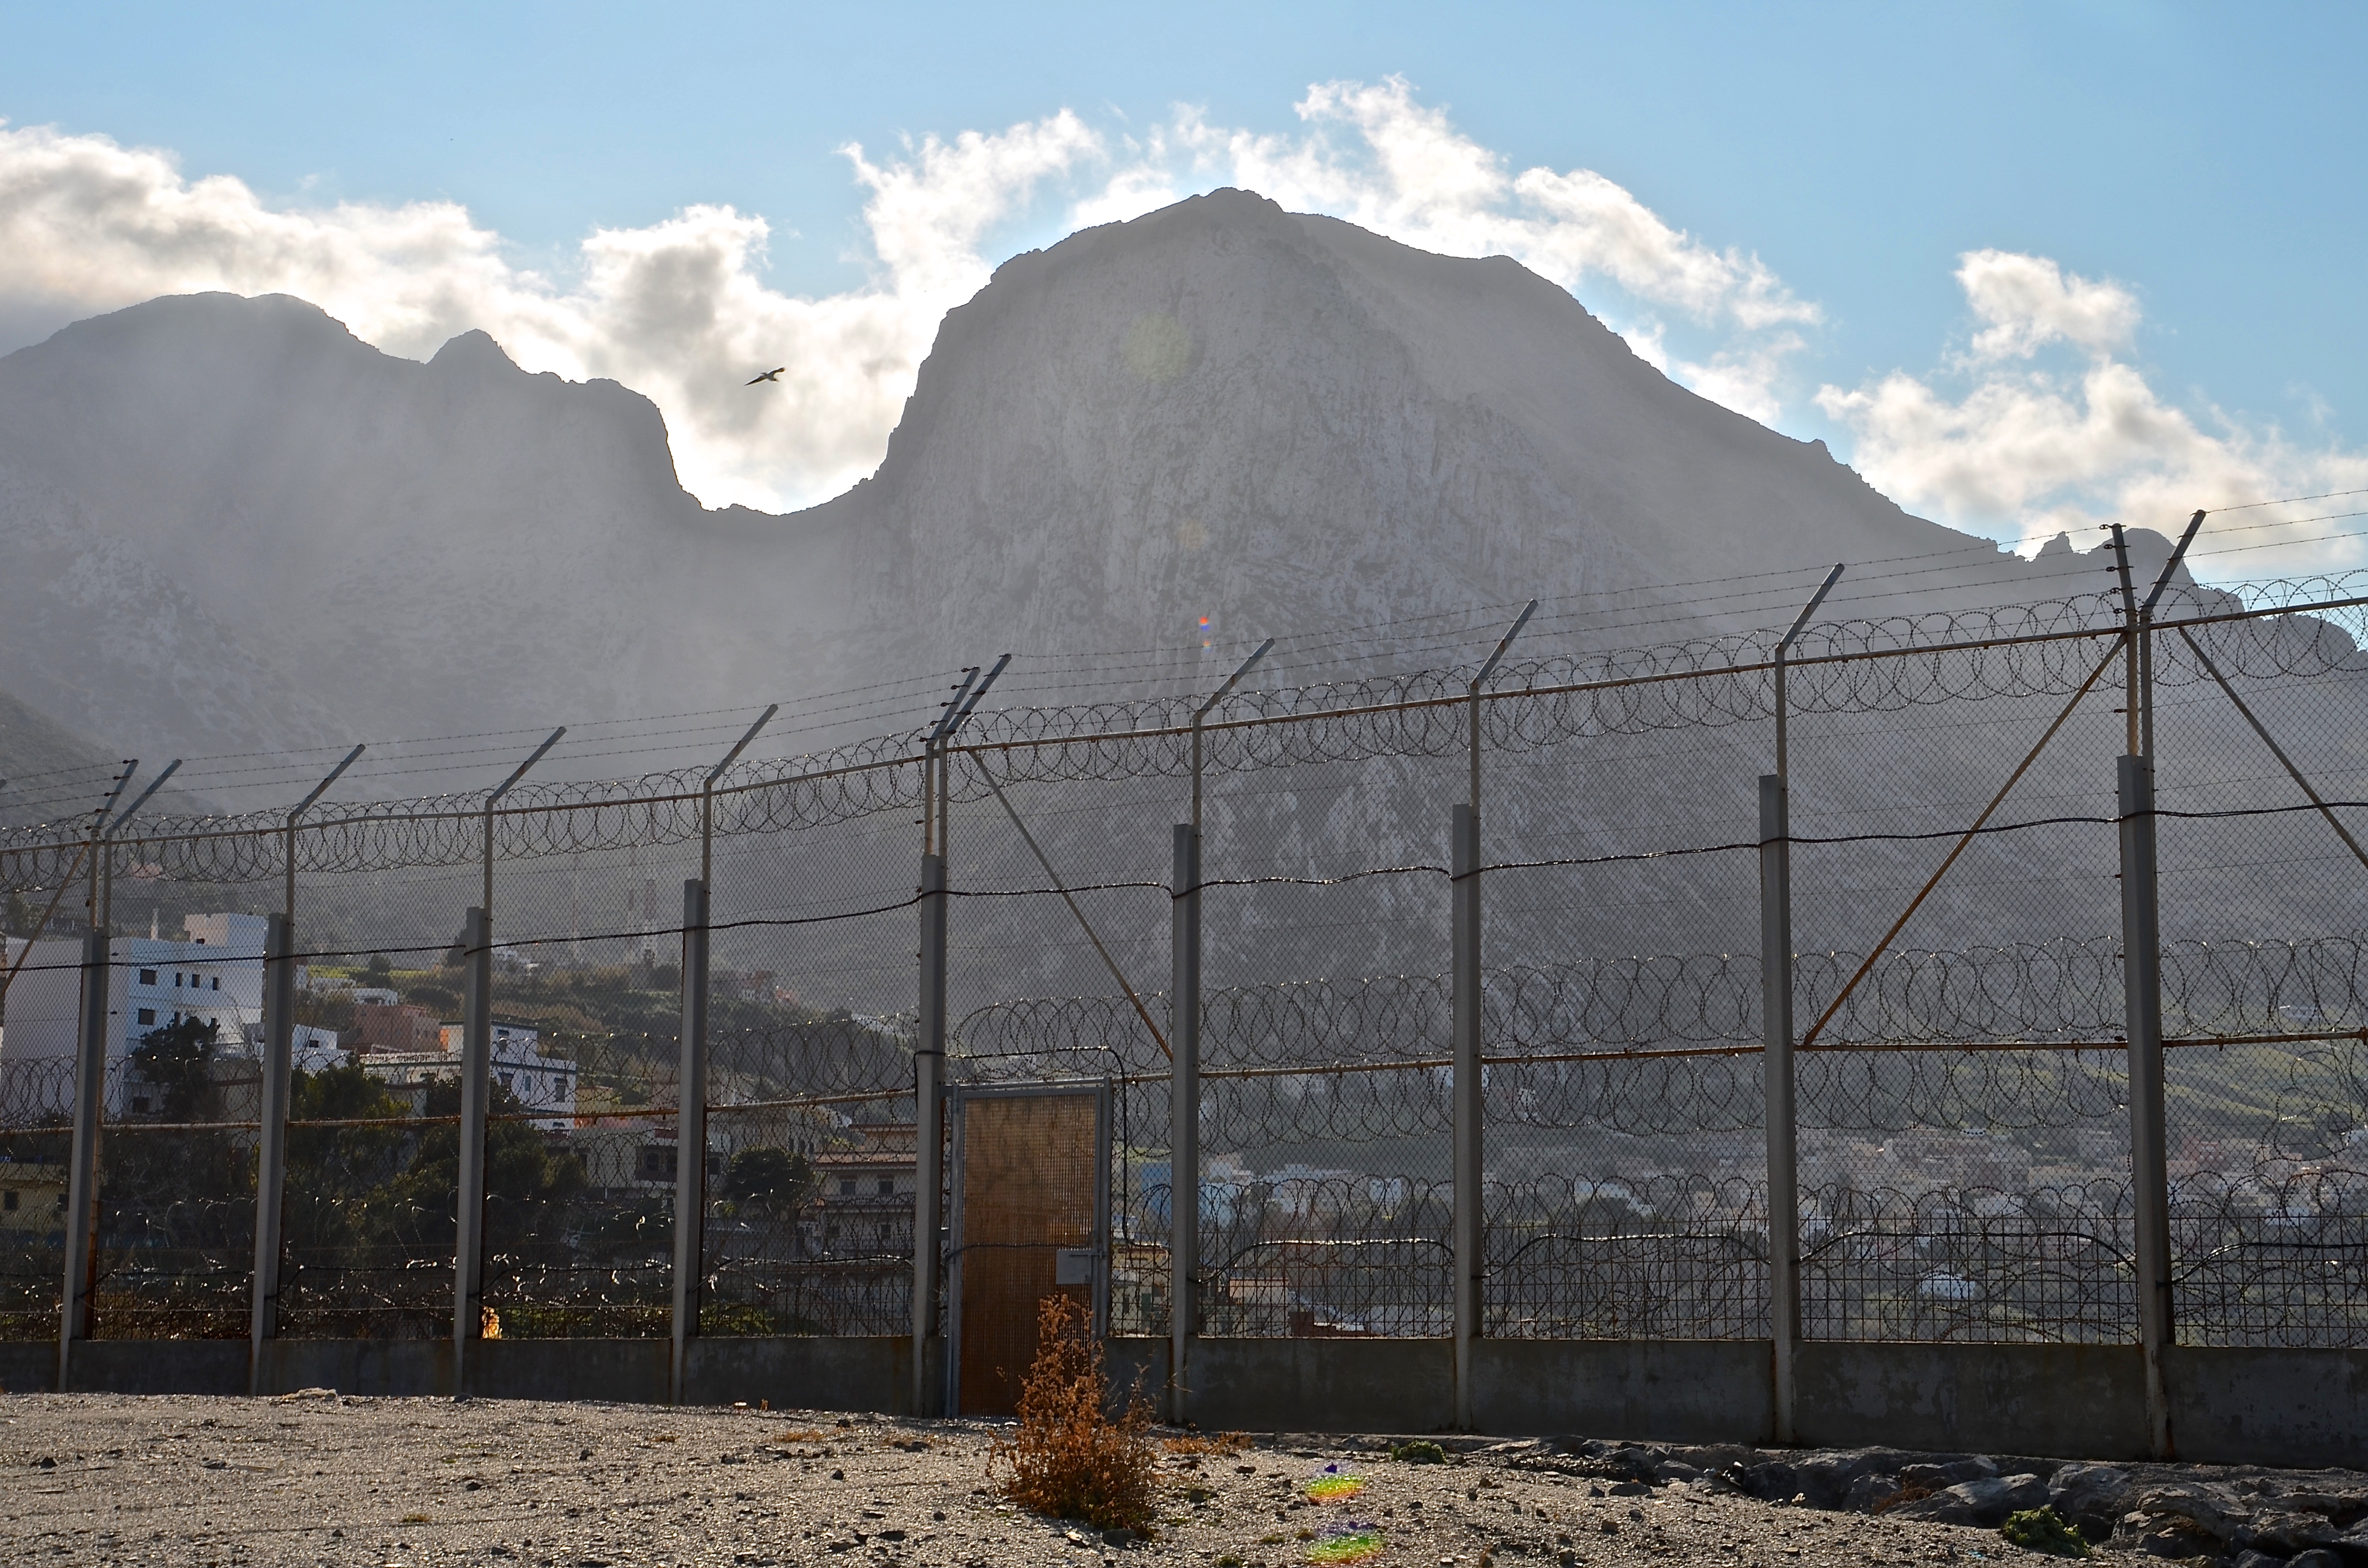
[0,189,2129,794]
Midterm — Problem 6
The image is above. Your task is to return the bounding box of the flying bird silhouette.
[746,367,786,385]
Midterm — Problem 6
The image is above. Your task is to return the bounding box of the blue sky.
[2,1,2363,558]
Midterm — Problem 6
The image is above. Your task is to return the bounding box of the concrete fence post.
[1759,774,1801,1444]
[247,912,296,1395]
[1450,802,1482,1430]
[671,878,711,1404]
[2119,753,2174,1458]
[1169,823,1201,1423]
[912,851,949,1417]
[58,928,110,1391]
[452,905,493,1394]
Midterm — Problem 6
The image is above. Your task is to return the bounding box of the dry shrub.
[1163,1430,1253,1458]
[988,1293,1160,1533]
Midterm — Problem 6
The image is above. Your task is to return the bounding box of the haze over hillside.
[0,188,2139,807]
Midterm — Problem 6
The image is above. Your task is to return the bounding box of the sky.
[1,0,2363,568]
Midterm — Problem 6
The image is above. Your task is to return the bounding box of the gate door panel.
[948,1084,1109,1417]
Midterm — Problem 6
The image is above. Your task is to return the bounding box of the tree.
[130,1017,219,1120]
[368,1079,587,1255]
[721,1145,816,1218]
[282,1065,412,1256]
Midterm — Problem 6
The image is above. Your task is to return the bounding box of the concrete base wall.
[1476,1338,1776,1443]
[265,1339,450,1398]
[2165,1346,2368,1469]
[1177,1338,1455,1434]
[3,1335,2363,1470]
[63,1339,249,1395]
[0,1342,57,1395]
[471,1338,670,1405]
[683,1335,939,1417]
[1793,1340,2149,1459]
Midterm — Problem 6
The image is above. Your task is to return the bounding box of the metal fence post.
[671,878,711,1405]
[1170,823,1200,1423]
[912,851,949,1417]
[58,928,110,1390]
[1759,774,1801,1444]
[1451,802,1482,1430]
[453,905,493,1394]
[247,912,296,1395]
[2120,753,2174,1458]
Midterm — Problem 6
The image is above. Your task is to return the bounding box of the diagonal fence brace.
[2180,627,2368,876]
[982,770,1171,1059]
[1800,639,2124,1047]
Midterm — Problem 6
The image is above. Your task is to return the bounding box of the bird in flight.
[746,367,787,385]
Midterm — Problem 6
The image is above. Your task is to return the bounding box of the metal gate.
[945,1082,1110,1417]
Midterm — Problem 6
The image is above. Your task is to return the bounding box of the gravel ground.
[1,1392,2148,1568]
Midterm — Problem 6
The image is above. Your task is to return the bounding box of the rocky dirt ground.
[3,1392,2363,1568]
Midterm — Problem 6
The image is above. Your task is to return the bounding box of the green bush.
[2000,1507,2090,1557]
[1391,1440,1449,1464]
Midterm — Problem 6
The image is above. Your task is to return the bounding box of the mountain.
[6,188,2357,1056]
[0,190,2151,775]
[0,461,337,818]
[810,189,2018,681]
[0,686,115,819]
[0,295,795,765]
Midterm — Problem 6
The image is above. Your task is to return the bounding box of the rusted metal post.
[452,905,492,1392]
[1170,823,1200,1422]
[58,928,109,1390]
[247,913,296,1395]
[1764,565,1838,1444]
[1453,602,1535,1429]
[671,878,711,1404]
[912,853,948,1415]
[2121,754,2173,1458]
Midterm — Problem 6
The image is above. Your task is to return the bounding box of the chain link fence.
[4,574,2368,1366]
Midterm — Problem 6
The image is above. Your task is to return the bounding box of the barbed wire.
[5,581,2364,890]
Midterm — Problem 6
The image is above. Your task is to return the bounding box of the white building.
[0,915,323,1117]
[363,1024,577,1131]
[438,1021,544,1057]
[240,1020,345,1073]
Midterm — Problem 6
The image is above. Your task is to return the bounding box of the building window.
[137,1008,156,1026]
[139,969,157,985]
[210,977,220,991]
[877,1177,894,1196]
[2,1190,17,1212]
[839,1177,856,1196]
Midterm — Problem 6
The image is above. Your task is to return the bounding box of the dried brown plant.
[987,1294,1160,1534]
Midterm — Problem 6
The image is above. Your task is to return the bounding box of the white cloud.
[1956,249,2141,361]
[1179,77,1818,334]
[1672,333,1805,426]
[10,93,2360,573]
[0,85,1820,512]
[0,113,1110,510]
[1818,251,2368,575]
